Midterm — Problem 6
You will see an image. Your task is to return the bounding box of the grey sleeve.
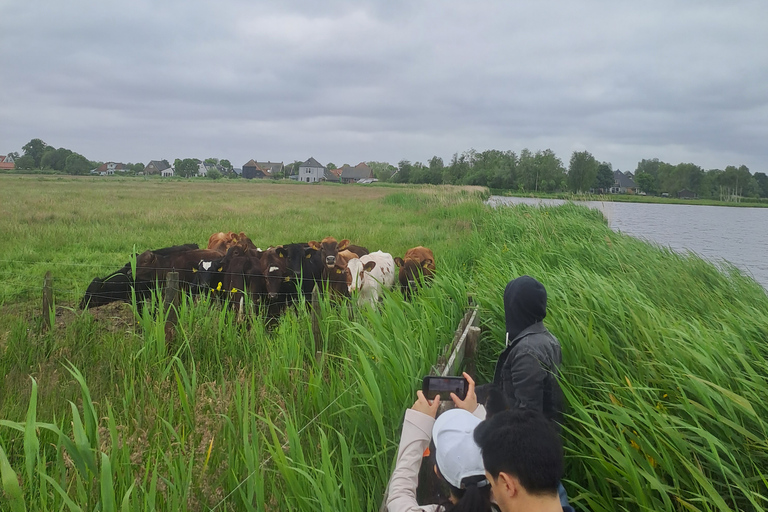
[503,352,546,412]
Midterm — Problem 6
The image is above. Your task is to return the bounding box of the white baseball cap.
[432,409,486,489]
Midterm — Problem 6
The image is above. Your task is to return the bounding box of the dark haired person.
[387,373,495,512]
[490,275,564,423]
[486,275,569,507]
[474,410,575,512]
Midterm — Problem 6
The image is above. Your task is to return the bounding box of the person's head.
[432,409,493,512]
[503,276,547,341]
[473,410,562,512]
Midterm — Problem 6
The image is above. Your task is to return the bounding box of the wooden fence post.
[164,272,180,343]
[42,271,53,331]
[311,285,322,363]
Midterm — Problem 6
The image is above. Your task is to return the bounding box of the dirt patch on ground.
[52,301,136,334]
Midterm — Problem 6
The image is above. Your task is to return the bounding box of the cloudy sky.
[2,0,767,173]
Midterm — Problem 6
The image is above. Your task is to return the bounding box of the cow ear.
[422,259,434,268]
[338,239,350,251]
[394,257,404,267]
[308,241,320,250]
[276,246,286,258]
[304,247,317,259]
[363,261,376,272]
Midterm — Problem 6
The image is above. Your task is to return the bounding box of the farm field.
[0,176,767,511]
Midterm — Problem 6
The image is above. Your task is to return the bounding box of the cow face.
[308,237,350,269]
[262,246,291,300]
[397,258,434,297]
[218,245,264,307]
[80,271,132,309]
[193,257,225,294]
[347,259,376,293]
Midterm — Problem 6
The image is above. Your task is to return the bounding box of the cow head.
[80,271,133,309]
[347,258,377,293]
[262,246,291,300]
[395,257,434,297]
[308,237,350,269]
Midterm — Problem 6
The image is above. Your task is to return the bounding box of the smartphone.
[422,376,468,401]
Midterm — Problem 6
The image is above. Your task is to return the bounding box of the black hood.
[503,276,547,341]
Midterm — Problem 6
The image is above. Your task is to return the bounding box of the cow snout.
[268,291,278,299]
[326,255,336,266]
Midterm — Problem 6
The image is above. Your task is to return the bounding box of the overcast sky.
[2,0,767,173]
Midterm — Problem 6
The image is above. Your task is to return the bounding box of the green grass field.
[0,176,766,511]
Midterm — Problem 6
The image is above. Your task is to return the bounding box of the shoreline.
[493,190,768,208]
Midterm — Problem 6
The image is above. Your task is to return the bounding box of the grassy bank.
[495,190,768,208]
[0,177,767,511]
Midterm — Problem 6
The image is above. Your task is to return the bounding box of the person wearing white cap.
[386,372,495,512]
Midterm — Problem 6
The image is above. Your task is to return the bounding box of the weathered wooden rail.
[380,298,481,511]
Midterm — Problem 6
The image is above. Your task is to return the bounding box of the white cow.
[347,251,397,306]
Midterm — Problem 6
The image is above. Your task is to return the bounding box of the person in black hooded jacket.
[491,275,564,426]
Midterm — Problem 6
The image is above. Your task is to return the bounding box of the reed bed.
[0,178,767,511]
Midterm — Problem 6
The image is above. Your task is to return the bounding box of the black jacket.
[493,322,564,424]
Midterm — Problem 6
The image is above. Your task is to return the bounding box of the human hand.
[451,372,478,413]
[412,390,440,418]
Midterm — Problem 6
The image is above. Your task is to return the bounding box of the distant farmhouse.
[0,154,15,170]
[198,161,228,177]
[610,170,637,194]
[339,162,374,184]
[297,157,326,183]
[242,160,284,179]
[94,162,128,176]
[144,160,172,176]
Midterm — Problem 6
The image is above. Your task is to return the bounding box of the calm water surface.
[487,196,768,289]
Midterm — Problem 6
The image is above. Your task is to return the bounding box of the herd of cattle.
[81,232,436,317]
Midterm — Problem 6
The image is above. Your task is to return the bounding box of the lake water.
[487,196,768,290]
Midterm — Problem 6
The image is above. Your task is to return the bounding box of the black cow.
[80,244,199,308]
[214,245,266,314]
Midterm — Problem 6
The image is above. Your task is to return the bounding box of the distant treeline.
[10,138,768,199]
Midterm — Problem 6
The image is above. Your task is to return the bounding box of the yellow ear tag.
[192,268,198,273]
[218,267,223,272]
[279,253,284,258]
[284,277,290,282]
[305,253,311,259]
[231,288,238,293]
[336,269,342,274]
[216,282,222,291]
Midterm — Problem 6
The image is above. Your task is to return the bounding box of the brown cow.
[207,231,258,255]
[307,237,350,269]
[394,246,436,298]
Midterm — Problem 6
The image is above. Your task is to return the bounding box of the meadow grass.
[0,176,767,511]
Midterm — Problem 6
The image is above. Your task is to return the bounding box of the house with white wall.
[298,157,326,183]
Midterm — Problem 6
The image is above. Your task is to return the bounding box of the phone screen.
[422,376,468,401]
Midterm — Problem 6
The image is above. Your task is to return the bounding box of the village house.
[297,157,326,183]
[678,188,696,199]
[0,154,15,170]
[242,160,284,179]
[339,162,374,184]
[144,160,172,176]
[610,170,637,194]
[95,162,128,176]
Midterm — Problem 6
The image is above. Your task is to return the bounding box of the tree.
[42,147,73,171]
[22,138,48,168]
[635,158,661,179]
[204,157,219,166]
[219,159,233,173]
[593,162,614,192]
[635,172,657,195]
[326,162,337,171]
[392,160,412,183]
[207,168,223,180]
[174,158,200,178]
[568,151,598,193]
[368,161,397,181]
[64,153,91,175]
[14,155,35,169]
[754,172,768,198]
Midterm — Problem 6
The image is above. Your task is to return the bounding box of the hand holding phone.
[422,375,469,401]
